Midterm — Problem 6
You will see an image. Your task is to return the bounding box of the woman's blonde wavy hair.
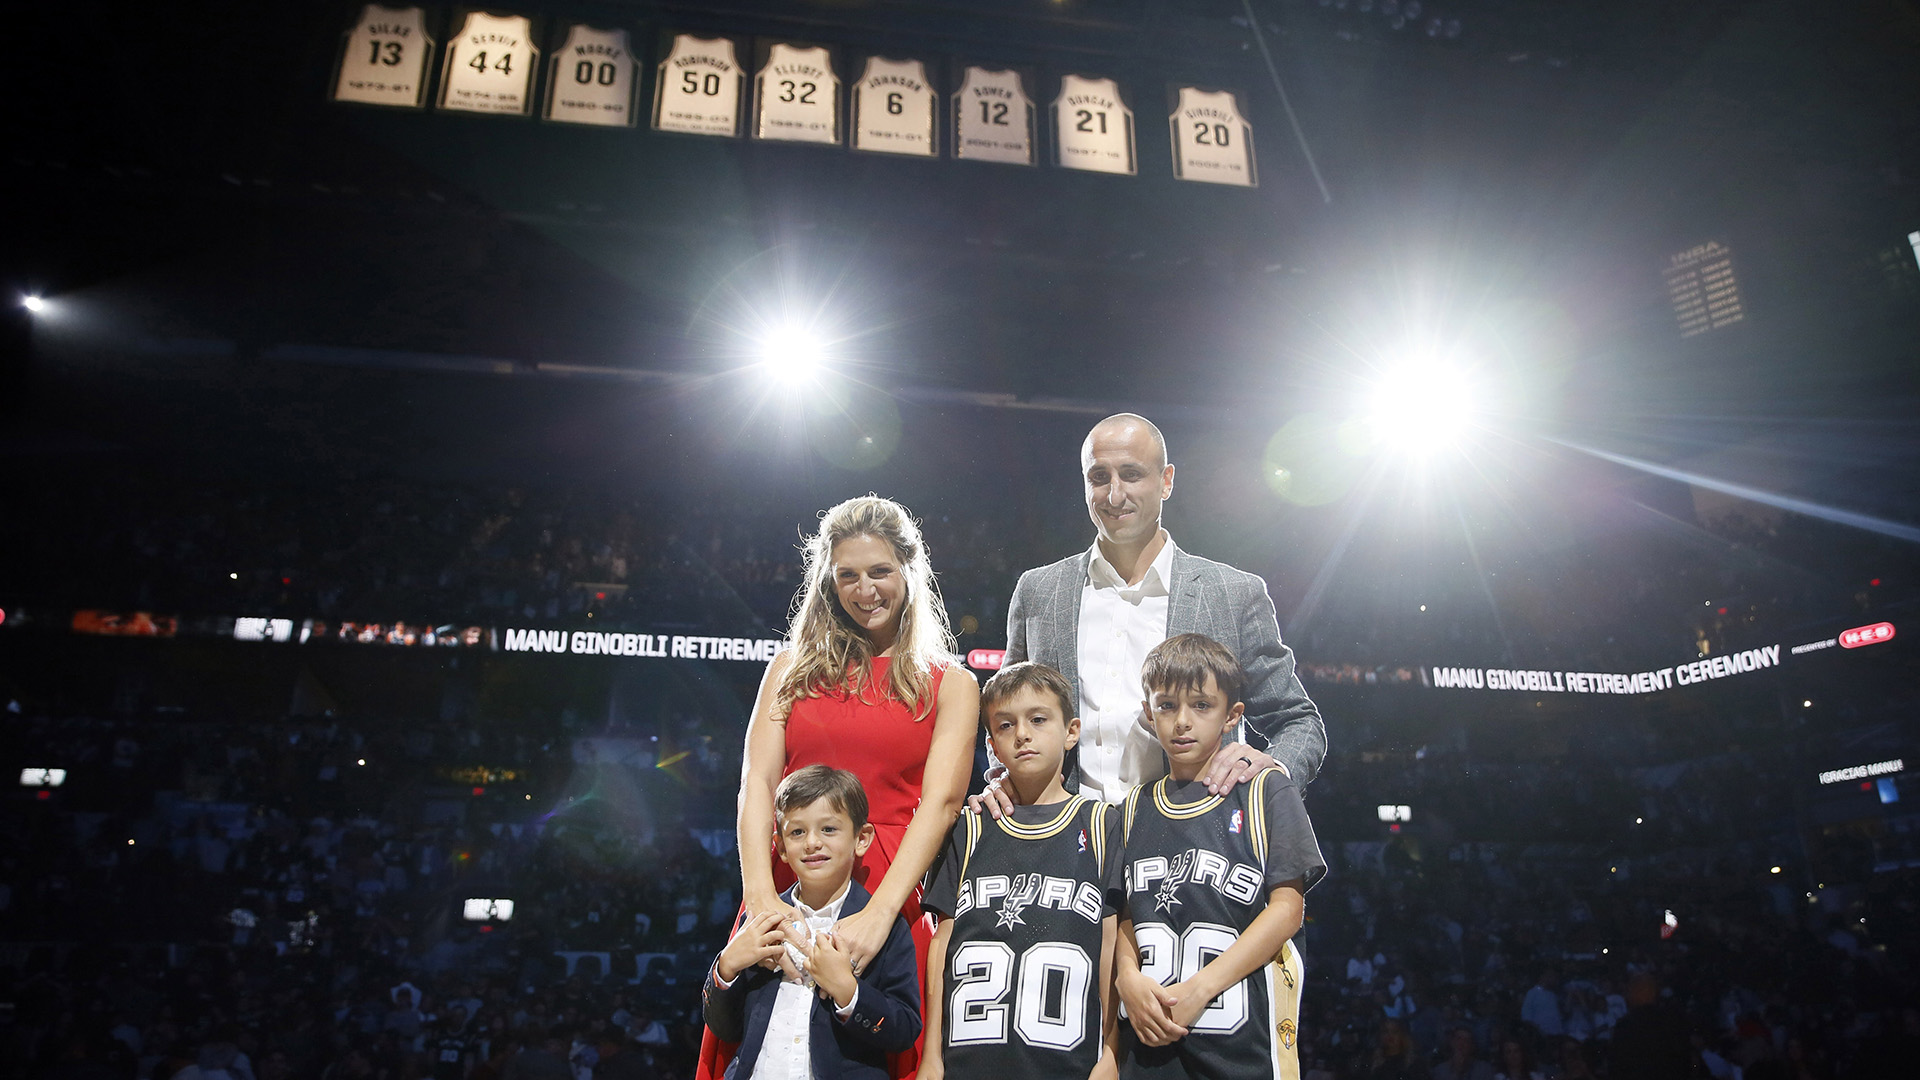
[774,495,957,721]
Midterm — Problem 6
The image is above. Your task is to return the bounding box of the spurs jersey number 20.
[925,796,1119,1078]
[1121,771,1325,1080]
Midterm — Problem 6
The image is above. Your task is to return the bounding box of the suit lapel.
[1050,553,1088,693]
[1167,548,1202,637]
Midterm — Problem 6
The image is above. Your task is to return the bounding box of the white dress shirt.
[1075,531,1179,804]
[746,882,857,1080]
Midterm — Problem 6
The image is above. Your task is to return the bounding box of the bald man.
[987,413,1326,808]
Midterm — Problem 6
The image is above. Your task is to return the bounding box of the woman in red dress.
[696,496,979,1080]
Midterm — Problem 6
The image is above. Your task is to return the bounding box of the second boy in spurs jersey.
[920,663,1124,1080]
[1116,634,1326,1080]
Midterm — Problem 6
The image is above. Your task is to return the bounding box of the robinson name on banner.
[652,33,745,136]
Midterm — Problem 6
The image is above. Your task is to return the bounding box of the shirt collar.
[1087,530,1178,595]
[790,879,853,923]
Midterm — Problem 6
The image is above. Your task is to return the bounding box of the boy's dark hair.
[979,661,1076,722]
[1140,633,1246,705]
[774,764,869,829]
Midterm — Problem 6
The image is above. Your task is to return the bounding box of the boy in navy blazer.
[703,765,921,1079]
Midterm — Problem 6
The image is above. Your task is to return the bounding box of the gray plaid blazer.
[1003,546,1327,789]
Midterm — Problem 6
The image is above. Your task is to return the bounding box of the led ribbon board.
[333,4,432,108]
[545,24,636,127]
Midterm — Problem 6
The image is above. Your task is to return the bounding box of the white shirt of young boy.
[744,881,858,1080]
[1076,530,1180,803]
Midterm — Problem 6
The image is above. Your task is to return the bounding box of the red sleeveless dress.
[695,658,945,1080]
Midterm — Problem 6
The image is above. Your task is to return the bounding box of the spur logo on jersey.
[1128,848,1265,908]
[955,872,1103,924]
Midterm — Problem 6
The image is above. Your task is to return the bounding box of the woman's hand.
[1116,966,1187,1047]
[828,904,895,976]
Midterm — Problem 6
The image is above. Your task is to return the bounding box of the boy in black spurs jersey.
[1116,634,1326,1080]
[920,663,1124,1080]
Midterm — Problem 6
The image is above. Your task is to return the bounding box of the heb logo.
[967,649,1006,671]
[1839,622,1896,649]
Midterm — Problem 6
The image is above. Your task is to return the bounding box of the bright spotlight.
[22,295,46,313]
[757,323,828,383]
[1365,357,1482,456]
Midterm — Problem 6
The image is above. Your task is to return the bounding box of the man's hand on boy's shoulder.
[1202,745,1283,795]
[966,765,1019,820]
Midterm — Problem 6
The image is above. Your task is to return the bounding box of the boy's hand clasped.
[804,928,859,1009]
[717,910,790,983]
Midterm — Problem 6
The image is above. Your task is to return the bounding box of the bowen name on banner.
[952,66,1035,165]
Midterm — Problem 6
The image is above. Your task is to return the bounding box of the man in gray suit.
[981,413,1326,810]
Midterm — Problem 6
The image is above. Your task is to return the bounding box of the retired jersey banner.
[439,11,538,116]
[851,57,937,156]
[545,24,636,127]
[952,66,1036,165]
[652,33,746,136]
[333,4,432,108]
[1052,74,1134,175]
[1169,86,1255,187]
[754,42,840,144]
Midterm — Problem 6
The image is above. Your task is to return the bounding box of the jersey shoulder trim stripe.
[959,808,985,880]
[1150,776,1224,820]
[992,793,1088,841]
[1089,801,1110,876]
[1250,768,1270,863]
